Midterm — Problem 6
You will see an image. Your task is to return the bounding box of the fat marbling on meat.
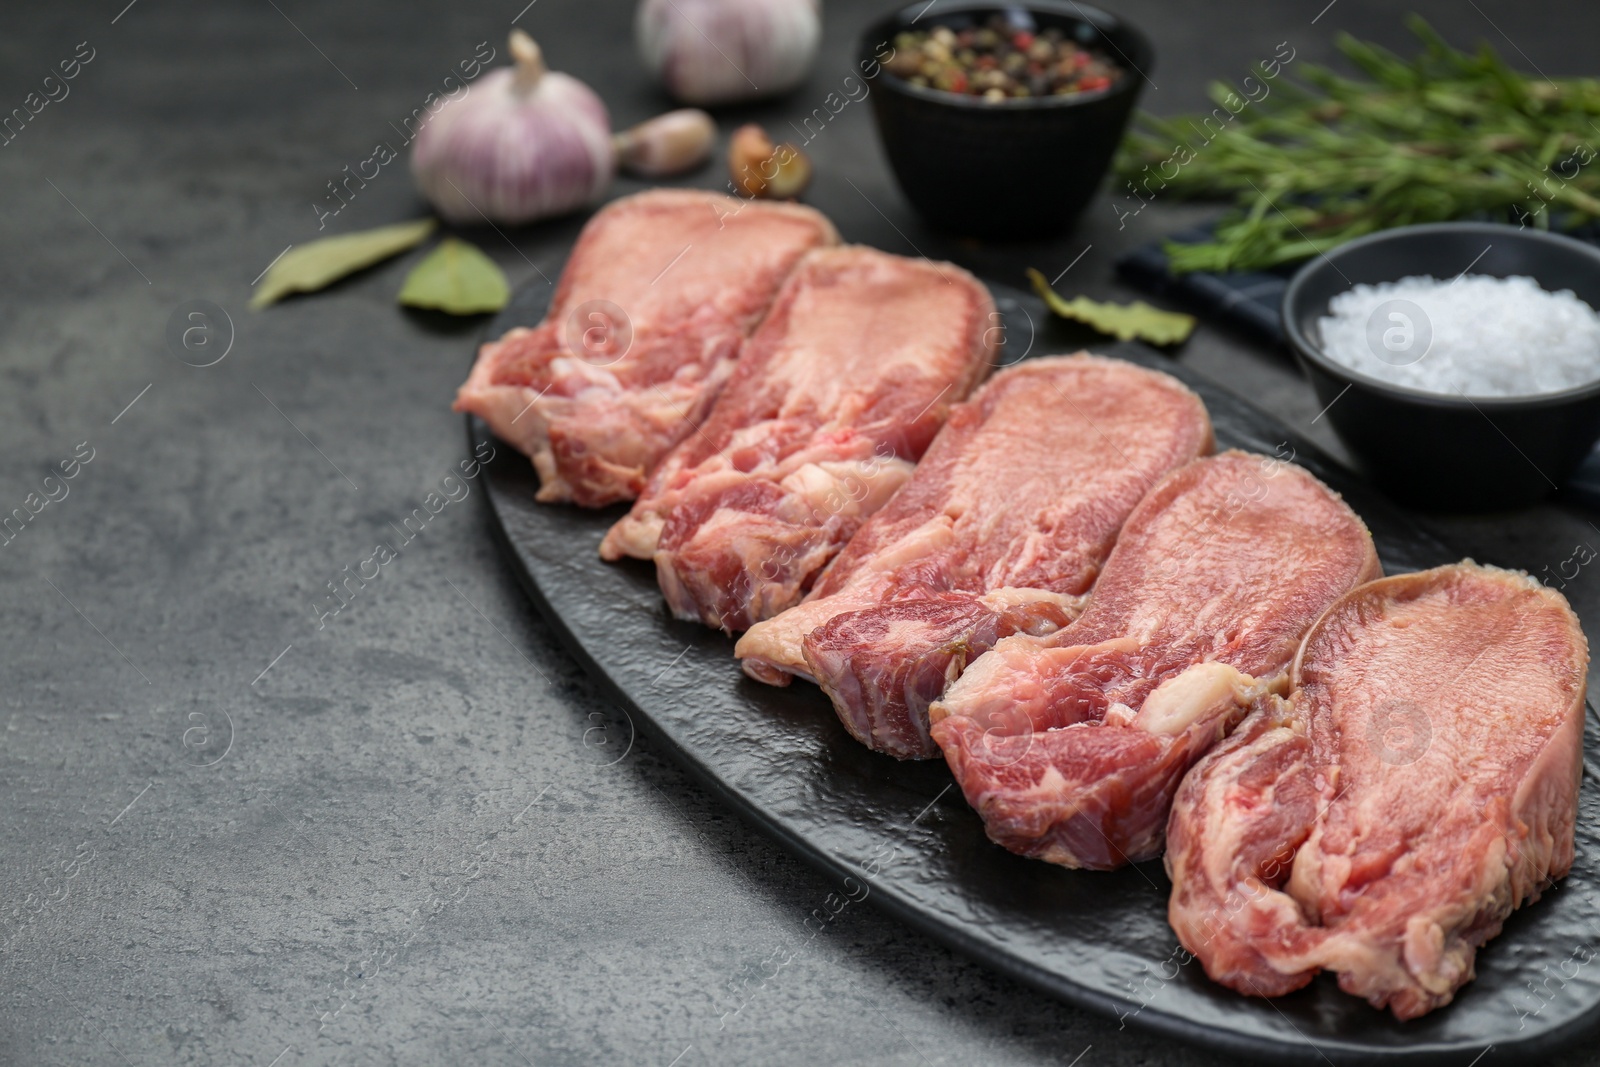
[928,451,1381,869]
[600,245,996,632]
[734,354,1212,759]
[1165,562,1587,1020]
[454,189,837,507]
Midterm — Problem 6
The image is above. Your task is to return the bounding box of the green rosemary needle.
[1116,16,1600,274]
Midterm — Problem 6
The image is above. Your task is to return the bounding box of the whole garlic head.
[635,0,821,106]
[412,30,614,225]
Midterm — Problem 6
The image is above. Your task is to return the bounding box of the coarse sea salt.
[1316,274,1600,397]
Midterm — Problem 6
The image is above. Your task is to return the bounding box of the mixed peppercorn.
[885,19,1123,101]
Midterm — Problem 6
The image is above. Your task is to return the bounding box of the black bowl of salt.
[1283,221,1600,510]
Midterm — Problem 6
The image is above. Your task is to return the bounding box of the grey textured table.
[3,1,1599,1064]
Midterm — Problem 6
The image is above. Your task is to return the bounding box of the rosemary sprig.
[1115,16,1600,274]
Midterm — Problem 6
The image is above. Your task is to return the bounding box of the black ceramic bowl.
[859,1,1151,240]
[1282,222,1600,510]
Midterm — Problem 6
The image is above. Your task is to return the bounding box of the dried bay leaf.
[252,218,437,309]
[396,238,509,315]
[1027,268,1197,346]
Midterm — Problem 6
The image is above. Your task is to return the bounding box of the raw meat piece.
[734,355,1213,760]
[601,246,996,631]
[1166,562,1587,1020]
[928,451,1380,869]
[454,189,837,507]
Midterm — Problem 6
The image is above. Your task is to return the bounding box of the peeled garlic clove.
[635,0,821,106]
[762,148,812,201]
[728,123,811,200]
[613,109,716,178]
[411,30,614,225]
[728,124,773,197]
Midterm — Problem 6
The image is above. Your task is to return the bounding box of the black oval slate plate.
[469,278,1600,1064]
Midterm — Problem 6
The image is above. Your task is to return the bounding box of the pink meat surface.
[600,245,996,632]
[734,354,1213,759]
[1165,562,1587,1020]
[453,189,837,507]
[928,451,1381,870]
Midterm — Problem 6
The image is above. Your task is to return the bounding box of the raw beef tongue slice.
[734,354,1213,760]
[454,189,837,507]
[927,450,1381,870]
[599,245,996,632]
[1165,562,1588,1020]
